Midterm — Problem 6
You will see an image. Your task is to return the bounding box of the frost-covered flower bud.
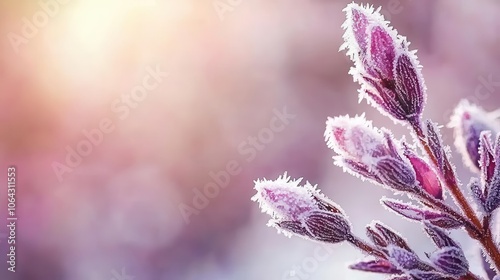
[341,3,426,126]
[477,132,500,213]
[325,115,418,193]
[449,100,500,172]
[424,224,468,278]
[252,173,351,243]
[401,144,443,199]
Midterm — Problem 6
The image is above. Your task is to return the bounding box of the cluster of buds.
[252,2,500,279]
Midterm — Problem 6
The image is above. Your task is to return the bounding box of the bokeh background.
[0,0,499,279]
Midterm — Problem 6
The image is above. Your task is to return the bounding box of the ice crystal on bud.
[341,3,426,126]
[449,100,500,172]
[325,115,418,192]
[252,173,351,243]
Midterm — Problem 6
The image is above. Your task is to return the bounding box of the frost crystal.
[449,100,500,172]
[341,3,426,126]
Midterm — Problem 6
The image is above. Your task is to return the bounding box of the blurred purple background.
[0,0,499,279]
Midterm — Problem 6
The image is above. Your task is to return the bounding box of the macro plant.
[252,3,500,280]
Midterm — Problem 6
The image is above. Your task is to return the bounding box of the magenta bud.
[402,146,443,199]
[341,3,426,125]
[449,100,500,172]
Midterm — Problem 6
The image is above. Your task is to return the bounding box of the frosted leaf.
[367,221,412,253]
[424,224,460,249]
[429,247,468,277]
[425,120,446,173]
[382,198,462,229]
[349,258,402,274]
[448,100,500,172]
[388,246,421,270]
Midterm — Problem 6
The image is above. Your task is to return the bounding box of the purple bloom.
[252,173,351,243]
[341,3,426,126]
[449,100,500,172]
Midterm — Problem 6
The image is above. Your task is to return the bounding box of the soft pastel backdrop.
[0,0,499,279]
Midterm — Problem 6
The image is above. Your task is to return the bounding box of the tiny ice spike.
[252,173,351,243]
[341,3,426,126]
[449,100,500,172]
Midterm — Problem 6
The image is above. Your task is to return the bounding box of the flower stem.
[412,123,500,272]
[347,235,386,259]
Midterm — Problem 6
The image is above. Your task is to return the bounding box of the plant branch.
[411,122,500,272]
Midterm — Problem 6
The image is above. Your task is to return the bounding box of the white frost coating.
[340,2,426,121]
[448,100,500,171]
[252,172,343,237]
[325,114,387,161]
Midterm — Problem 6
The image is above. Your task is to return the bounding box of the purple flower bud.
[382,199,462,229]
[425,120,447,174]
[349,258,402,274]
[388,246,423,271]
[476,132,500,213]
[402,145,443,199]
[252,173,351,243]
[424,224,460,249]
[429,247,468,277]
[449,100,500,172]
[341,3,426,125]
[366,222,412,253]
[469,178,486,213]
[325,115,419,192]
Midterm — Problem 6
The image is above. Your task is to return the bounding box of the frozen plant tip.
[252,173,351,243]
[449,100,500,172]
[252,2,500,279]
[341,3,426,127]
[325,115,443,198]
